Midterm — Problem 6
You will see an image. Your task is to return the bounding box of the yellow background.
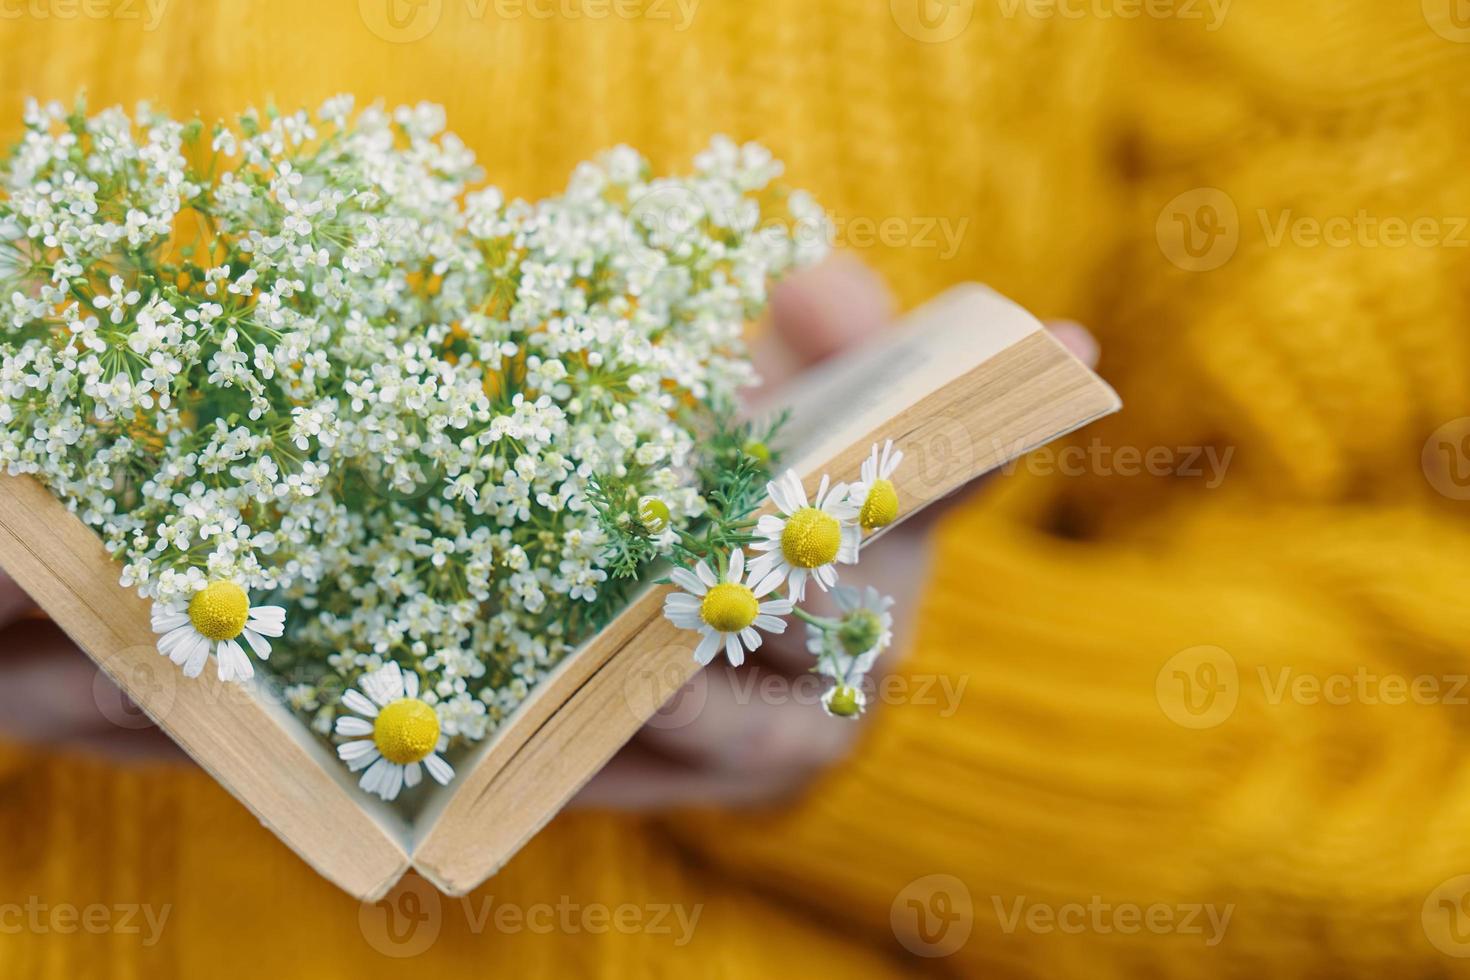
[4,0,1470,975]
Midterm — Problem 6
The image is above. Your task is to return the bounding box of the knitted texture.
[2,1,1470,976]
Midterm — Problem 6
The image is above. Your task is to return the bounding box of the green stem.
[793,607,841,631]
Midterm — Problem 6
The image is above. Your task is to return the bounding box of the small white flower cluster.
[0,96,826,786]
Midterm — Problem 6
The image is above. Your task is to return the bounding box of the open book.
[0,284,1119,900]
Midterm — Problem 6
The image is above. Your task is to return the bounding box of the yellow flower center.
[859,479,899,530]
[188,581,250,641]
[373,698,441,765]
[780,506,842,568]
[700,582,760,633]
[638,496,671,533]
[742,440,771,464]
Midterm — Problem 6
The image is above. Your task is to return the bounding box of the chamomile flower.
[805,585,895,667]
[663,548,793,667]
[151,581,286,682]
[850,440,904,530]
[748,470,860,600]
[334,662,455,801]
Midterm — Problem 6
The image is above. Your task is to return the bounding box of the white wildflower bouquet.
[0,97,907,803]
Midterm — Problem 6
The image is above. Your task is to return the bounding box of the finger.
[749,254,895,397]
[1047,319,1101,367]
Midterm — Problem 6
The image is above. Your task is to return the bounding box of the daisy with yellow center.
[662,548,794,667]
[849,440,904,531]
[335,662,455,801]
[151,581,286,682]
[747,470,861,601]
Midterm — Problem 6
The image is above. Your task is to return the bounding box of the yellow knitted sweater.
[3,1,1469,976]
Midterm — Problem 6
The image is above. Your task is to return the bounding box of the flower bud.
[837,608,884,656]
[823,684,865,719]
[638,495,671,534]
